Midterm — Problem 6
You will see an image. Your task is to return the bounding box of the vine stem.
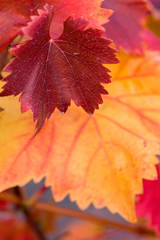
[13,187,47,240]
[35,202,155,236]
[0,191,156,237]
[0,192,20,204]
[29,186,49,204]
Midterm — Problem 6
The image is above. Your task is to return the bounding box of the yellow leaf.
[0,51,160,222]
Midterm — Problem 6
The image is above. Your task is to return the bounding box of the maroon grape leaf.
[0,4,118,133]
[102,0,150,54]
[0,0,53,52]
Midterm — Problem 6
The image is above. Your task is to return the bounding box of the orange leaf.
[0,51,160,222]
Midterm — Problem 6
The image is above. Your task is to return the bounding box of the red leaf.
[136,165,160,234]
[149,0,160,9]
[0,213,38,240]
[0,0,53,52]
[142,29,160,51]
[102,0,150,54]
[0,5,118,132]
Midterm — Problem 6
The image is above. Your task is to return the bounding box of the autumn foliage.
[0,0,160,239]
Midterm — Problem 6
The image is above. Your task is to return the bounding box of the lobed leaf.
[0,51,160,222]
[0,5,118,132]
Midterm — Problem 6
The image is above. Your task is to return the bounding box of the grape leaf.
[102,0,150,54]
[0,5,118,132]
[136,165,160,235]
[0,0,112,52]
[0,51,160,222]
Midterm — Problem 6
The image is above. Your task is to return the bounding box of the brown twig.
[0,191,156,238]
[29,186,49,204]
[35,202,156,237]
[0,192,20,204]
[13,187,47,240]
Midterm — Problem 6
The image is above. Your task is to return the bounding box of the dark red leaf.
[0,5,118,133]
[102,0,150,54]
